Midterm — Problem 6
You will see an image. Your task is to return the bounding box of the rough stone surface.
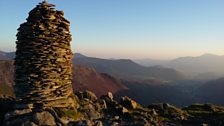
[120,96,138,109]
[100,92,114,103]
[107,92,113,101]
[14,1,74,108]
[75,91,102,120]
[33,111,56,126]
[2,91,224,126]
[76,90,97,102]
[3,109,59,126]
[4,109,32,121]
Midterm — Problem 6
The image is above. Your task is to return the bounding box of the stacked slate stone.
[14,1,74,108]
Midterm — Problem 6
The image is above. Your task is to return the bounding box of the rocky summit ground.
[0,91,224,126]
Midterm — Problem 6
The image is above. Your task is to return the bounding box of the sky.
[0,0,224,59]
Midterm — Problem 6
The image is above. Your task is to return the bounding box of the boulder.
[100,92,113,102]
[107,92,113,101]
[82,103,101,119]
[76,91,97,102]
[120,96,138,109]
[94,121,103,126]
[33,111,56,126]
[119,106,129,114]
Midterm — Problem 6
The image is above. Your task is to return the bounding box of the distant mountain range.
[73,57,184,81]
[0,51,14,60]
[135,54,224,80]
[1,51,224,106]
[1,59,224,106]
[0,51,185,81]
[2,51,224,81]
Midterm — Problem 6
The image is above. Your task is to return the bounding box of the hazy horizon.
[1,49,224,61]
[0,0,224,59]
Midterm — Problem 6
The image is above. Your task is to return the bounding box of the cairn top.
[40,0,55,7]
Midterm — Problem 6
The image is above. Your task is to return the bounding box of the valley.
[1,51,224,106]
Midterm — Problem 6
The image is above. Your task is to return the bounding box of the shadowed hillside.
[0,61,14,96]
[195,78,224,105]
[72,65,129,98]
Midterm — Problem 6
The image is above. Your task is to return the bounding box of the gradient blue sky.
[0,0,224,59]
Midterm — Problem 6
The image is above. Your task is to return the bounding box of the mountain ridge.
[135,53,224,80]
[0,51,184,81]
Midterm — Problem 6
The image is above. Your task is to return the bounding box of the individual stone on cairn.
[14,1,75,108]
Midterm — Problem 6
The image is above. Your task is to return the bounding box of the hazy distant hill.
[135,54,224,80]
[170,54,224,76]
[134,58,170,67]
[0,51,185,81]
[2,51,224,80]
[73,57,185,81]
[74,53,87,58]
[0,51,14,60]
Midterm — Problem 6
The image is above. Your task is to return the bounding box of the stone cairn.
[14,1,75,108]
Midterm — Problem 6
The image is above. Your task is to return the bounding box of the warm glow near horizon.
[74,50,224,60]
